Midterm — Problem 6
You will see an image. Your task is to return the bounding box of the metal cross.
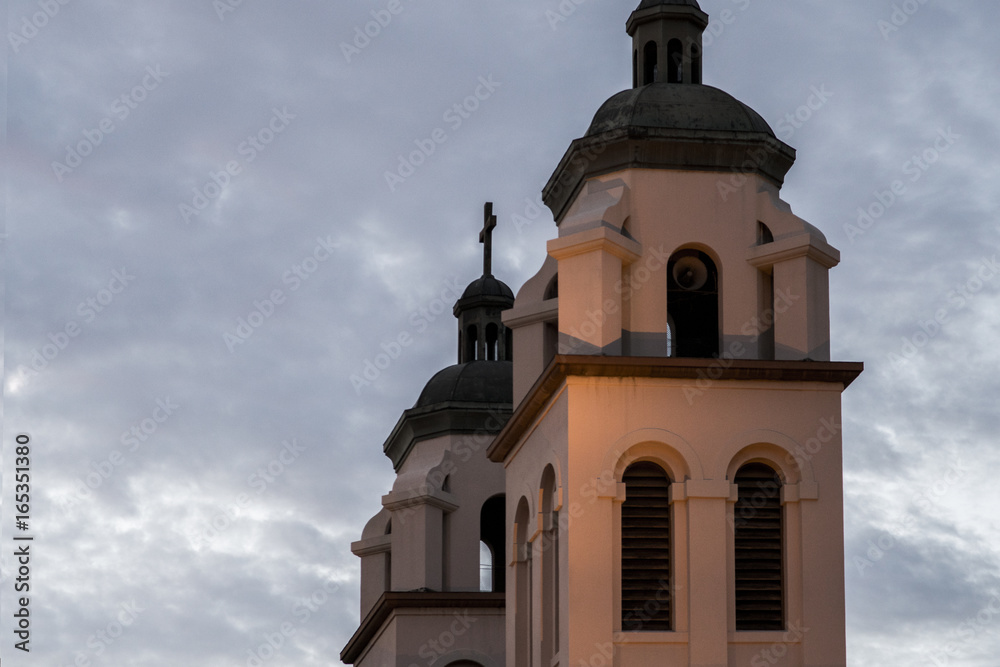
[480,202,497,277]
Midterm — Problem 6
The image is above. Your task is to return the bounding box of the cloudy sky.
[2,0,999,665]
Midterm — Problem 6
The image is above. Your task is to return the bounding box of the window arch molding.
[605,428,703,484]
[534,459,563,502]
[666,242,723,277]
[715,431,814,486]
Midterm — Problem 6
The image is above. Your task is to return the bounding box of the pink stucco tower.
[493,1,861,666]
[343,2,861,666]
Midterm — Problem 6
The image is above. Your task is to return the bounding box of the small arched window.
[690,41,702,84]
[486,323,499,361]
[466,324,478,361]
[621,462,672,631]
[480,495,505,593]
[734,463,784,631]
[667,249,720,358]
[633,49,639,88]
[544,275,558,300]
[667,39,683,83]
[643,41,658,85]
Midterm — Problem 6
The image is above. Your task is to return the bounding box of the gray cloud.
[3,1,999,665]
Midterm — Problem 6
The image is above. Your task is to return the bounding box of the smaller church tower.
[455,204,515,365]
[629,0,707,87]
[341,206,513,667]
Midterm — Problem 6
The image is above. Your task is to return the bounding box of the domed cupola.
[628,0,708,87]
[542,0,796,223]
[380,203,514,471]
[453,202,515,363]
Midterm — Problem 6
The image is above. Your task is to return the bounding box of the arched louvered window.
[734,463,784,631]
[621,462,671,631]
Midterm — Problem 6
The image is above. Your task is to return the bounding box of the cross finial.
[479,202,497,277]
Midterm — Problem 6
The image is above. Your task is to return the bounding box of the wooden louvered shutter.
[621,462,671,631]
[734,463,784,631]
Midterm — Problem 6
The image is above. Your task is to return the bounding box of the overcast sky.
[2,1,999,665]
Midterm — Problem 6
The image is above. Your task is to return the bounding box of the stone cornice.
[489,356,863,463]
[746,232,841,270]
[547,226,643,263]
[383,402,512,472]
[340,591,506,664]
[543,129,795,224]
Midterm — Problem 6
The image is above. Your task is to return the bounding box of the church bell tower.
[492,1,862,665]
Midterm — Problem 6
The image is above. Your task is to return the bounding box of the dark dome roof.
[460,275,515,301]
[415,361,513,408]
[635,0,701,8]
[587,84,776,138]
